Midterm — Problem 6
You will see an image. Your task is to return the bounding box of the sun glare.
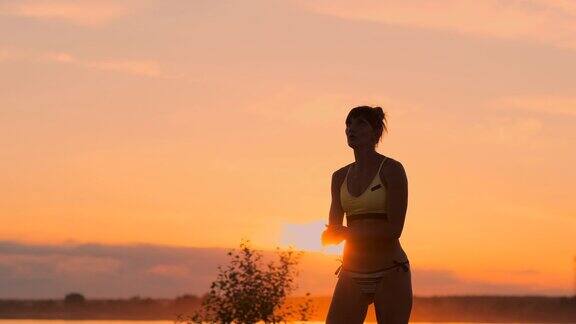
[280,220,344,255]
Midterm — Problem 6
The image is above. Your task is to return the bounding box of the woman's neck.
[353,147,380,169]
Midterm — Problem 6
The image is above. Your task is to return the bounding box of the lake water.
[0,321,546,324]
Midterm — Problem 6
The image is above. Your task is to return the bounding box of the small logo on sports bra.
[370,184,382,191]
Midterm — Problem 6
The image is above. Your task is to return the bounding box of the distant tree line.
[0,294,574,322]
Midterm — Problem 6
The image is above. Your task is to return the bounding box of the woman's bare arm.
[322,170,349,245]
[328,170,345,226]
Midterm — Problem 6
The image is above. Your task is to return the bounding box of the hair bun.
[373,106,384,120]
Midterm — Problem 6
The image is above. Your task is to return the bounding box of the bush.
[64,293,86,306]
[176,238,315,324]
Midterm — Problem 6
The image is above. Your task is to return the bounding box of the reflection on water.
[0,321,545,324]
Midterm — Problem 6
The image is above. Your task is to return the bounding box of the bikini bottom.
[335,260,410,295]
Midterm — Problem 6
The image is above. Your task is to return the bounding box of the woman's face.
[345,116,375,149]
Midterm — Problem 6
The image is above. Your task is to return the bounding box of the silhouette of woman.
[321,106,412,323]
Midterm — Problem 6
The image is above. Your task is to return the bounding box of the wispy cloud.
[243,88,423,127]
[468,115,543,147]
[0,49,13,62]
[146,264,191,277]
[0,48,165,78]
[42,51,164,77]
[490,95,576,117]
[299,0,576,50]
[0,0,137,26]
[0,241,230,298]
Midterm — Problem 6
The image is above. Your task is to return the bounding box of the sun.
[280,219,345,255]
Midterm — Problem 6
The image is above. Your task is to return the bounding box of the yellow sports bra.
[340,157,388,223]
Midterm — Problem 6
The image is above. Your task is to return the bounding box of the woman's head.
[345,105,388,149]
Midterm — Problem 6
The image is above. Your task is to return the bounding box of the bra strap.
[377,156,386,175]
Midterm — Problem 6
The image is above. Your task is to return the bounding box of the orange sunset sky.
[1,0,575,298]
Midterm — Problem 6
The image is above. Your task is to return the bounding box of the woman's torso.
[339,155,408,271]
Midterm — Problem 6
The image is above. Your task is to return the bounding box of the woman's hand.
[321,224,349,246]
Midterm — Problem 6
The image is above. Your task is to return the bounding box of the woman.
[321,105,412,323]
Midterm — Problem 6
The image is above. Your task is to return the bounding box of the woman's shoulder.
[381,156,407,181]
[331,163,354,187]
[330,164,353,196]
[380,155,406,176]
[332,163,352,180]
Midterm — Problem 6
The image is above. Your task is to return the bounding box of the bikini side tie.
[393,259,410,272]
[334,257,343,276]
[334,259,408,276]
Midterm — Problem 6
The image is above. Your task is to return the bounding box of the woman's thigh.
[326,271,372,324]
[373,265,413,324]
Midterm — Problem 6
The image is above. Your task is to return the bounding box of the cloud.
[0,0,134,26]
[496,117,542,141]
[490,95,576,117]
[243,87,423,127]
[298,0,576,50]
[466,115,543,148]
[0,241,231,298]
[147,264,191,277]
[0,48,165,78]
[410,267,562,296]
[40,51,164,77]
[0,240,567,299]
[0,49,15,62]
[86,59,163,78]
